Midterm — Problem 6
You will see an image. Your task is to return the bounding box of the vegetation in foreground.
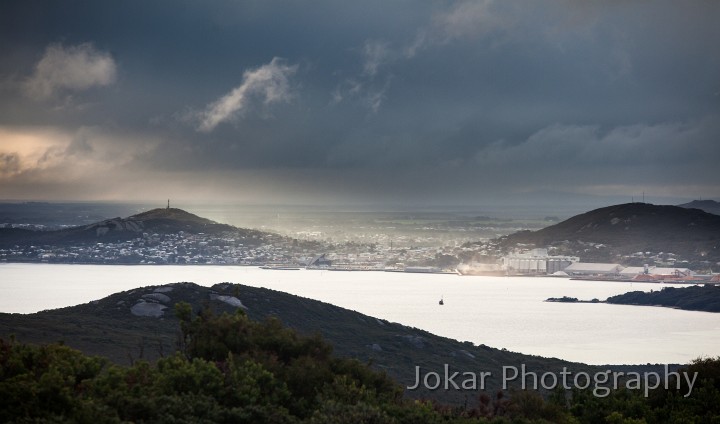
[1,303,720,423]
[0,281,599,406]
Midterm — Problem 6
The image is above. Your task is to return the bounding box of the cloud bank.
[0,0,718,205]
[24,43,116,100]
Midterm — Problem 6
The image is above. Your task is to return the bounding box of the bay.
[1,263,718,365]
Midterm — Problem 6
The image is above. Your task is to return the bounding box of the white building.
[501,248,579,275]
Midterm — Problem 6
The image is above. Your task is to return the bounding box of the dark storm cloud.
[0,0,718,203]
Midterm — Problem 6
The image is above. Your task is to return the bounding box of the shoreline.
[0,260,708,284]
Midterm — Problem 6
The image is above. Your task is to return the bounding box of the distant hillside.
[0,202,141,227]
[0,207,265,247]
[607,284,720,313]
[502,203,720,263]
[678,199,720,216]
[0,282,600,406]
[124,207,235,234]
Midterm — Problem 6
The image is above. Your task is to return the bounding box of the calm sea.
[1,263,718,365]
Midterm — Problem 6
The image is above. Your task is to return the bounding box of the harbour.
[1,263,717,365]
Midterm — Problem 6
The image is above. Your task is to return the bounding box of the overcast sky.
[1,0,719,207]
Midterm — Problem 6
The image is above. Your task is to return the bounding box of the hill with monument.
[0,204,266,248]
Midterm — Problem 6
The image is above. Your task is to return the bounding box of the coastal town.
[0,225,457,271]
[2,222,717,284]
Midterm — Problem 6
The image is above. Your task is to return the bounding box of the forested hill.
[502,203,720,262]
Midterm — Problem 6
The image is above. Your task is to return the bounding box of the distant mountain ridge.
[502,203,720,263]
[0,207,263,247]
[678,199,720,216]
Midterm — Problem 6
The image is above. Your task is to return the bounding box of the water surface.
[1,263,717,365]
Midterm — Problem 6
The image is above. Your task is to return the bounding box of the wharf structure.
[565,263,714,283]
[619,265,694,279]
[563,262,624,277]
